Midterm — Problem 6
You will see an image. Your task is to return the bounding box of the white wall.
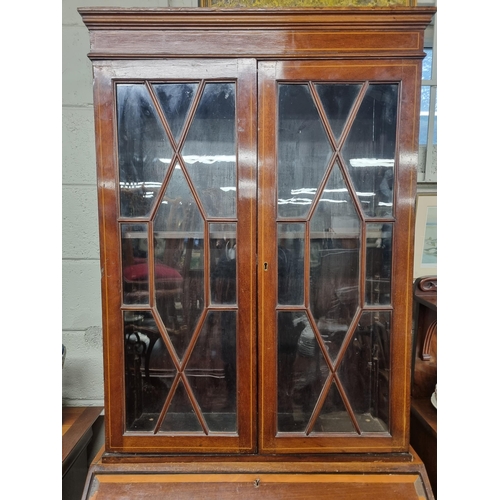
[62,0,197,407]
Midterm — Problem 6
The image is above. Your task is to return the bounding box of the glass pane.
[182,83,236,218]
[315,83,362,142]
[342,84,398,217]
[153,83,198,144]
[337,311,391,432]
[159,379,203,433]
[365,223,392,306]
[432,89,438,145]
[310,162,360,334]
[124,311,172,431]
[419,86,437,146]
[277,312,329,432]
[278,223,305,305]
[121,223,149,305]
[186,311,237,432]
[422,48,433,80]
[312,380,356,433]
[419,85,430,145]
[210,223,237,305]
[116,84,173,218]
[153,164,204,361]
[277,84,333,218]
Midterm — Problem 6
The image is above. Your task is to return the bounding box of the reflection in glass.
[274,80,397,436]
[419,86,437,145]
[118,80,242,436]
[182,83,236,218]
[160,379,203,433]
[422,48,433,81]
[419,86,430,146]
[121,223,150,305]
[342,84,398,217]
[277,312,328,432]
[124,310,173,431]
[187,312,237,432]
[315,83,362,142]
[153,164,204,360]
[153,83,198,143]
[312,380,356,433]
[338,310,391,432]
[210,223,237,305]
[431,92,437,146]
[310,162,360,331]
[366,223,392,305]
[278,223,304,305]
[277,84,332,218]
[116,84,173,218]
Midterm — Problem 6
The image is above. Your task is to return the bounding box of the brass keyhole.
[264,262,268,271]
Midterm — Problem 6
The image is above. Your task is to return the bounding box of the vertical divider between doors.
[236,59,259,452]
[257,60,279,453]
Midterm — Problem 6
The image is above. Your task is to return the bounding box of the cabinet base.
[82,447,434,499]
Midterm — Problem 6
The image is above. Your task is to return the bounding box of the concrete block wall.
[62,0,197,407]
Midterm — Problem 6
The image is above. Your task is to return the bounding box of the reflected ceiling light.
[278,198,312,205]
[350,158,394,168]
[318,199,347,204]
[119,181,163,188]
[220,187,236,192]
[159,155,236,164]
[291,188,317,195]
[290,187,349,195]
[324,188,349,193]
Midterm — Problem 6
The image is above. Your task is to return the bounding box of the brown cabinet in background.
[411,275,437,497]
[79,7,436,498]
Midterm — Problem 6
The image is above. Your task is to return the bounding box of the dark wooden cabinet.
[79,6,436,498]
[411,275,437,497]
[62,407,103,500]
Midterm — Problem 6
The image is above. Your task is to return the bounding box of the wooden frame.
[79,5,436,459]
[78,7,438,498]
[413,194,437,279]
[258,59,421,454]
[88,58,257,455]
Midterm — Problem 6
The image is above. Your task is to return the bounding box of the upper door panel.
[258,60,420,454]
[94,59,257,454]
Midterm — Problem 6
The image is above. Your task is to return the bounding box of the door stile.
[257,61,280,453]
[234,58,259,453]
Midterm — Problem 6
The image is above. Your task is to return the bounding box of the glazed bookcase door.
[94,59,257,454]
[258,60,419,453]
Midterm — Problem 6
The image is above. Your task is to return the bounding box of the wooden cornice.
[79,7,435,61]
[79,7,436,31]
